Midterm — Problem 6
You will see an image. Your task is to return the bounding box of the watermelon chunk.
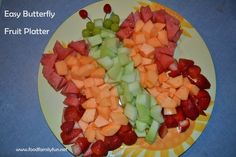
[156,53,174,70]
[68,40,89,56]
[40,53,57,68]
[155,42,177,56]
[47,72,66,91]
[172,29,183,42]
[61,81,79,95]
[152,9,166,23]
[53,41,73,60]
[116,27,134,40]
[140,6,153,22]
[133,10,141,22]
[120,13,135,28]
[42,66,54,80]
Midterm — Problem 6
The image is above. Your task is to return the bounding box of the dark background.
[0,0,236,157]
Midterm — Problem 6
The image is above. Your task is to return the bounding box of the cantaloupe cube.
[96,89,110,103]
[145,64,157,71]
[164,108,177,115]
[146,70,158,87]
[157,93,177,108]
[95,129,105,141]
[78,120,88,132]
[72,64,96,78]
[81,109,96,123]
[139,43,155,57]
[65,55,78,68]
[90,86,100,98]
[130,48,138,57]
[84,127,96,142]
[147,37,162,47]
[72,79,84,89]
[123,38,135,48]
[94,78,104,86]
[142,20,154,34]
[94,115,110,127]
[183,77,191,86]
[78,56,93,65]
[55,60,68,75]
[147,87,160,97]
[113,106,124,113]
[173,95,181,106]
[134,33,146,44]
[97,106,111,120]
[83,88,92,99]
[132,54,142,67]
[161,82,171,89]
[84,78,95,88]
[186,84,200,96]
[110,87,118,97]
[134,20,145,32]
[100,122,121,136]
[99,97,111,107]
[82,98,97,109]
[110,96,119,110]
[137,65,146,72]
[110,112,128,125]
[154,23,166,31]
[90,68,105,78]
[175,86,189,100]
[169,88,176,98]
[167,75,183,88]
[158,72,169,83]
[158,30,168,46]
[65,71,72,80]
[141,57,153,65]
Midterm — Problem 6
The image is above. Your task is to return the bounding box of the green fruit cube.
[97,56,113,70]
[87,34,102,47]
[145,120,160,144]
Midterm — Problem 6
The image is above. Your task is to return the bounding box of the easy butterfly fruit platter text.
[39,1,213,157]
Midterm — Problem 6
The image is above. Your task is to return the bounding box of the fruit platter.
[38,0,216,156]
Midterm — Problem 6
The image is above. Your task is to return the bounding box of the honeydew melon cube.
[101,29,115,38]
[128,81,142,95]
[145,120,160,144]
[118,47,130,54]
[121,82,133,102]
[118,53,130,66]
[135,129,147,137]
[103,37,119,51]
[107,63,122,80]
[100,45,116,58]
[150,96,157,107]
[112,57,119,64]
[135,120,148,132]
[97,56,113,70]
[90,48,101,59]
[124,104,138,121]
[121,71,136,83]
[136,103,151,124]
[115,84,123,95]
[135,70,140,81]
[136,92,150,107]
[124,62,134,74]
[94,18,103,27]
[87,34,102,47]
[150,105,164,123]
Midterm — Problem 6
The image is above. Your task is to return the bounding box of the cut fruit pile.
[40,3,211,157]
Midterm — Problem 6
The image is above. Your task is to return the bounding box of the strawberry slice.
[174,106,186,122]
[196,90,211,110]
[104,134,122,150]
[91,140,108,156]
[64,106,83,122]
[75,137,90,153]
[158,123,168,138]
[164,115,178,128]
[177,119,190,133]
[60,121,75,133]
[60,129,82,145]
[180,99,199,120]
[121,130,138,145]
[187,65,201,79]
[178,58,194,72]
[195,74,211,89]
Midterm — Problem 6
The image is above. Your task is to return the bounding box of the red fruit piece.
[116,27,134,40]
[158,53,174,70]
[117,124,132,136]
[60,129,82,145]
[103,4,112,14]
[178,58,194,72]
[79,9,88,19]
[83,147,93,157]
[120,13,135,29]
[195,74,211,89]
[104,134,122,150]
[64,106,82,122]
[61,81,79,95]
[133,10,141,22]
[61,121,75,133]
[166,14,180,41]
[158,123,168,138]
[91,140,108,156]
[180,99,199,120]
[164,115,178,128]
[140,6,153,22]
[174,106,186,122]
[156,60,165,74]
[168,69,181,77]
[172,29,183,42]
[177,119,190,133]
[152,9,166,23]
[75,137,90,153]
[41,54,58,68]
[42,66,54,80]
[53,41,73,60]
[196,90,211,110]
[63,96,80,107]
[68,40,89,56]
[187,65,201,79]
[47,72,66,91]
[122,130,138,145]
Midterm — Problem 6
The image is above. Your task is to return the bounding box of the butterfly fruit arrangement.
[40,3,211,157]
